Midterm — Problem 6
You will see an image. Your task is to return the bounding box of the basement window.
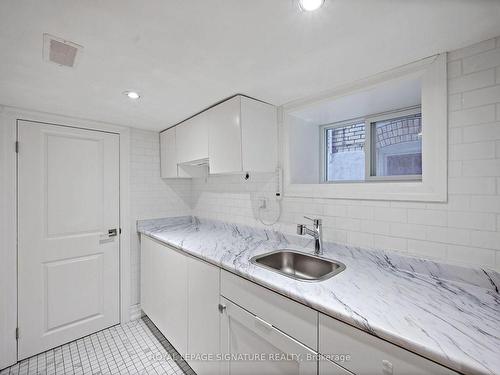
[324,121,366,182]
[284,54,447,202]
[322,108,422,182]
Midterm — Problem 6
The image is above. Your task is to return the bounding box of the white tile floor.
[0,317,196,375]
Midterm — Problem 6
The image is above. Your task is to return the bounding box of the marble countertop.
[137,216,500,375]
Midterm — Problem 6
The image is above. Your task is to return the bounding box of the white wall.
[191,36,500,272]
[288,115,320,184]
[129,129,191,314]
[0,110,17,370]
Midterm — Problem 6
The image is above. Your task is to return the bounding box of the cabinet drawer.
[319,313,458,375]
[220,270,317,350]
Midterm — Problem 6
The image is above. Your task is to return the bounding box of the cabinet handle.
[254,315,273,330]
[382,359,394,375]
[218,304,227,314]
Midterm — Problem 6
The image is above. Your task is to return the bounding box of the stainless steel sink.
[250,249,346,282]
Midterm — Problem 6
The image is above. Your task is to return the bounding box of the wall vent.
[43,33,83,68]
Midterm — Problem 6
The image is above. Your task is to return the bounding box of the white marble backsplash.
[137,216,500,375]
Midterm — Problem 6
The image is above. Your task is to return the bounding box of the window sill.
[284,179,446,202]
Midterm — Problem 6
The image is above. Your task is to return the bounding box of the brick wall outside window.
[375,114,421,148]
[329,123,365,153]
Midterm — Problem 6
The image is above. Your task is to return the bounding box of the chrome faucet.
[297,216,323,256]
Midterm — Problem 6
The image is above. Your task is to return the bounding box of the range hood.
[178,158,209,167]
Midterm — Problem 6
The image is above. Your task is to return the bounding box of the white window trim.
[281,53,447,202]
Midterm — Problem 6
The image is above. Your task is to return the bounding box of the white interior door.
[17,120,120,360]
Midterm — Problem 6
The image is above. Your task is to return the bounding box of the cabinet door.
[142,236,165,330]
[220,297,317,375]
[187,257,221,375]
[140,235,153,317]
[142,237,188,356]
[240,96,278,172]
[207,96,242,174]
[160,127,178,178]
[159,244,188,356]
[176,112,209,164]
[319,358,352,375]
[319,313,458,375]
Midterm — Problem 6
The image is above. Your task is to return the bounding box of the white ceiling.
[1,0,500,131]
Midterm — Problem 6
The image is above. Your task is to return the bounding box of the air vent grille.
[43,34,83,68]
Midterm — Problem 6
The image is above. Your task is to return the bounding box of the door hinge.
[15,327,19,340]
[15,141,19,153]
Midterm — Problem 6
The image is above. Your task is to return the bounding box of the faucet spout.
[296,217,323,256]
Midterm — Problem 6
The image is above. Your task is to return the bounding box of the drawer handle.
[382,359,393,375]
[218,304,227,314]
[255,315,273,330]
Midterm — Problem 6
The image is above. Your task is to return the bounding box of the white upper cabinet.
[160,95,277,177]
[206,96,242,174]
[207,95,277,174]
[240,96,278,173]
[176,111,209,165]
[160,127,178,178]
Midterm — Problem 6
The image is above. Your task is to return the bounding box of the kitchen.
[1,1,500,374]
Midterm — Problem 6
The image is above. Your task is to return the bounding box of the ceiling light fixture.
[298,0,325,11]
[124,90,140,100]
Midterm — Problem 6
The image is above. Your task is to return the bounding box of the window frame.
[365,106,422,182]
[320,106,422,183]
[320,117,367,184]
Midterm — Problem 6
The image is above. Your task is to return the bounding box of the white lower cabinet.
[319,313,458,375]
[220,270,317,350]
[220,297,317,375]
[141,236,188,355]
[187,257,221,375]
[142,237,460,375]
[140,235,220,374]
[157,239,188,356]
[319,358,353,375]
[140,234,153,317]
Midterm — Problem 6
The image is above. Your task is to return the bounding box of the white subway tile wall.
[189,36,500,272]
[130,129,191,307]
[129,36,500,313]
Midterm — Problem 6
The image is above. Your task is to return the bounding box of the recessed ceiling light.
[298,0,325,11]
[123,90,140,100]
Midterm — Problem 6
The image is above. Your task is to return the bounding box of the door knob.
[108,229,118,237]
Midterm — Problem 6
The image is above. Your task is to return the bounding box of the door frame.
[0,105,132,369]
